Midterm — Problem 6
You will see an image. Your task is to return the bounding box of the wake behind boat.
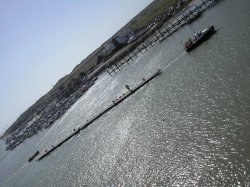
[184,25,216,52]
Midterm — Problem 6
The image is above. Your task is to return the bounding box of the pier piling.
[105,0,218,74]
[37,69,162,161]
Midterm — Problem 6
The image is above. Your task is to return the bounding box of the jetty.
[28,150,39,162]
[37,69,162,161]
[106,0,221,75]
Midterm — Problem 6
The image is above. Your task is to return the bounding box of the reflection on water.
[0,0,250,186]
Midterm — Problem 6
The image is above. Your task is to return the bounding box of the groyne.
[37,69,162,161]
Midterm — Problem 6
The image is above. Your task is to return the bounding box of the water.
[1,0,250,186]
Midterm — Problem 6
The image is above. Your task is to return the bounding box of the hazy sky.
[0,0,153,133]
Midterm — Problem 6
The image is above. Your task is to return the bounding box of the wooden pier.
[106,0,220,75]
[37,0,222,161]
[37,69,162,161]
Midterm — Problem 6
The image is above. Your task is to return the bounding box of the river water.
[1,0,250,186]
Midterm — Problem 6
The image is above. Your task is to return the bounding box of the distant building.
[115,35,127,44]
[115,28,136,44]
[99,27,136,63]
[104,41,116,56]
[56,78,82,99]
[103,37,123,56]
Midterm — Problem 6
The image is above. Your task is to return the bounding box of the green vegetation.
[55,0,184,88]
[131,0,179,29]
[3,0,188,137]
[75,56,97,76]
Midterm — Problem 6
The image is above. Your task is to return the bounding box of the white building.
[104,42,116,56]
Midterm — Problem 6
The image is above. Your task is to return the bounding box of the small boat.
[184,25,216,52]
[187,12,202,24]
[28,150,39,162]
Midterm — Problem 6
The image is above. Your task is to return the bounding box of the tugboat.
[28,150,39,162]
[184,25,215,52]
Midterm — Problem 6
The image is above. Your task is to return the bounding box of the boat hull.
[186,26,215,52]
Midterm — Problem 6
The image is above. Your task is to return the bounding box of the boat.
[184,25,215,52]
[187,12,202,24]
[28,150,39,162]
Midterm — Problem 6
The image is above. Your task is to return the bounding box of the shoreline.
[2,0,217,150]
[86,0,195,79]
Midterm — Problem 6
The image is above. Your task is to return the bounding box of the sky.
[0,0,153,134]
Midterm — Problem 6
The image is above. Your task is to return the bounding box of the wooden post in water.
[135,50,140,56]
[195,5,200,12]
[183,13,188,21]
[189,9,194,16]
[123,57,127,64]
[155,33,161,42]
[121,59,126,66]
[165,27,170,36]
[128,54,133,61]
[119,62,123,69]
[106,69,111,76]
[139,47,144,54]
[119,60,124,67]
[148,40,153,47]
[127,56,130,63]
[158,29,164,38]
[142,43,148,51]
[171,22,176,30]
[110,65,115,74]
[176,19,181,28]
[115,63,121,71]
[201,0,207,8]
[133,51,138,57]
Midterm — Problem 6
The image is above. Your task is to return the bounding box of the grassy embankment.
[131,0,179,29]
[3,0,180,137]
[55,0,180,88]
[44,0,179,97]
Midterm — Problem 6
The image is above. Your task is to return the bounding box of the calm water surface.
[0,0,250,186]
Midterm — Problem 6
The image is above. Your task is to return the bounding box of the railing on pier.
[37,69,162,161]
[106,0,218,75]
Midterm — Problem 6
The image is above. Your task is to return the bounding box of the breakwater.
[37,69,162,161]
[2,0,250,185]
